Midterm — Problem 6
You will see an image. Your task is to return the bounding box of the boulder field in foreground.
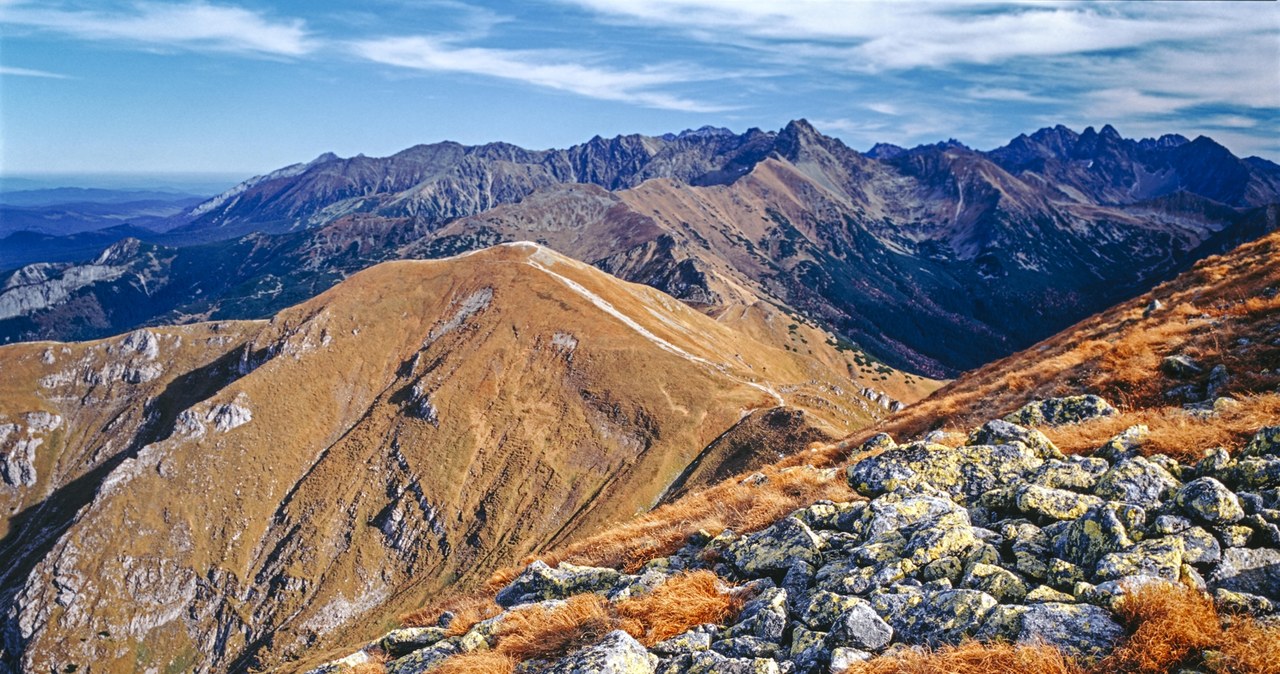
[309,397,1280,674]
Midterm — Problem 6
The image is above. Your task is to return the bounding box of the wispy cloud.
[0,1,316,56]
[0,65,70,79]
[351,35,724,112]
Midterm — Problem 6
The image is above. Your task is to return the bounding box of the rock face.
[310,397,1280,674]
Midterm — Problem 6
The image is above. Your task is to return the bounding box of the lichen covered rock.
[848,440,1043,503]
[1176,477,1245,524]
[728,517,824,576]
[496,561,625,606]
[1004,396,1118,428]
[543,630,657,674]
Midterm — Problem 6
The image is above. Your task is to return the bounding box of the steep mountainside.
[2,122,1277,377]
[297,232,1280,674]
[0,244,934,674]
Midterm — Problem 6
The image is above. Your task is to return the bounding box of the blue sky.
[2,0,1277,178]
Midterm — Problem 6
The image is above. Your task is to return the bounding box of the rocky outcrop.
[309,399,1280,673]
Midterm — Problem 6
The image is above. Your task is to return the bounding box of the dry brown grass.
[614,571,742,646]
[840,641,1085,674]
[400,595,503,636]
[491,594,615,662]
[431,652,517,674]
[486,465,857,582]
[1102,583,1221,673]
[1040,393,1280,461]
[1214,618,1280,674]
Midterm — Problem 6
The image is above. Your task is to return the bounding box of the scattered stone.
[1016,484,1104,521]
[1094,457,1181,509]
[828,647,873,671]
[1003,396,1117,428]
[542,630,657,674]
[890,589,997,647]
[1095,425,1149,462]
[652,625,718,656]
[1209,547,1280,598]
[960,563,1028,603]
[1017,602,1125,661]
[1162,355,1204,378]
[1176,477,1245,525]
[967,419,1063,460]
[827,601,893,652]
[1243,426,1280,458]
[729,517,824,576]
[1029,457,1109,491]
[1214,588,1275,615]
[1052,504,1135,569]
[379,627,447,658]
[848,440,1043,503]
[1095,537,1184,583]
[800,591,867,631]
[495,561,624,607]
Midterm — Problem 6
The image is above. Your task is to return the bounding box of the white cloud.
[0,1,315,56]
[0,65,70,79]
[351,35,725,112]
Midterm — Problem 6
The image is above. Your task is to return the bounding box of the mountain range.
[2,121,1276,377]
[1,120,1279,673]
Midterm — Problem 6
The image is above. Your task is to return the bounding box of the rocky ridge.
[310,397,1280,674]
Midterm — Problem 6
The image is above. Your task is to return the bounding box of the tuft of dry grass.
[491,594,615,663]
[614,571,742,646]
[400,595,503,636]
[487,465,857,581]
[839,641,1085,674]
[1102,582,1221,673]
[1214,618,1280,674]
[431,652,517,674]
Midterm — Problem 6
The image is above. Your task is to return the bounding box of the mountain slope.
[295,226,1280,674]
[0,243,931,674]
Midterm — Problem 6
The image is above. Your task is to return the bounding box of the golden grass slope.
[0,242,910,674]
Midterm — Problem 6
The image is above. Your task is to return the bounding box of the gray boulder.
[542,630,657,674]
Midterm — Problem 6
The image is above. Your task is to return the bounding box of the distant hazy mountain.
[1,122,1276,376]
